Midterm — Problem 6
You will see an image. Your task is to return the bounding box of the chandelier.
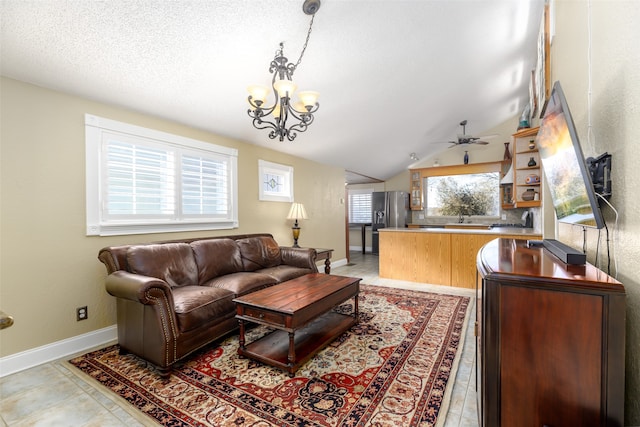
[247,0,321,142]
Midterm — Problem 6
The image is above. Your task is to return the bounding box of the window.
[85,114,238,236]
[258,160,293,202]
[348,188,373,223]
[425,173,500,218]
[422,163,502,221]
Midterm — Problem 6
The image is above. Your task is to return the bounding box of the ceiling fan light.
[298,90,319,108]
[273,79,297,98]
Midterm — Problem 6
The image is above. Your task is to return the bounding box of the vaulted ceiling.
[1,0,545,183]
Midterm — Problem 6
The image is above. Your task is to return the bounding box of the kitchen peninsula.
[379,227,541,289]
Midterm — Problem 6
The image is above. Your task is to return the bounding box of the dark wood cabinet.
[476,238,625,427]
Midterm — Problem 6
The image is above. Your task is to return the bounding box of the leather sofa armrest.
[105,271,175,306]
[280,247,318,272]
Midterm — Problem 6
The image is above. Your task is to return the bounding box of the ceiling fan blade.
[475,141,490,145]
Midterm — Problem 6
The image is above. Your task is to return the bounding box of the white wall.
[551,1,640,423]
[0,78,346,360]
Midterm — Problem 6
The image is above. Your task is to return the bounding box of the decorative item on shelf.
[464,151,469,164]
[528,157,537,167]
[528,140,536,150]
[525,174,541,185]
[522,188,536,201]
[503,142,512,160]
[286,202,308,247]
[247,0,321,142]
[518,104,531,130]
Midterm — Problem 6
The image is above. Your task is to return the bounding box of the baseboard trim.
[0,325,117,377]
[331,258,348,268]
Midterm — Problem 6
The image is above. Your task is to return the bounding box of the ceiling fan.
[447,120,495,146]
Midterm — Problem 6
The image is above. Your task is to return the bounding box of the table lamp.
[286,202,308,247]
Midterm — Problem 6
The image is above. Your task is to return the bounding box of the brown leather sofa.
[98,233,317,377]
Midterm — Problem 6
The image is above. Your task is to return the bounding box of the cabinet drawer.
[240,307,286,327]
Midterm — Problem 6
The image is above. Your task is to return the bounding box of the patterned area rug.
[70,285,470,426]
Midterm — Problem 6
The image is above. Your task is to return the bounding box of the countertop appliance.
[371,191,409,255]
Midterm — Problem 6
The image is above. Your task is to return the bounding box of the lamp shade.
[273,79,297,98]
[247,85,269,105]
[297,91,319,108]
[500,165,514,185]
[287,202,308,220]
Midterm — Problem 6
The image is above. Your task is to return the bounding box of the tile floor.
[0,251,479,426]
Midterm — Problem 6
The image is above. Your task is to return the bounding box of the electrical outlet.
[76,306,88,321]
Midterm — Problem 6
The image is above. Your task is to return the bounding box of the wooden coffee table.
[233,273,361,376]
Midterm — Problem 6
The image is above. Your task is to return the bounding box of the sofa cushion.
[203,272,276,297]
[126,243,198,288]
[171,286,235,333]
[237,236,282,272]
[257,265,314,283]
[190,239,243,285]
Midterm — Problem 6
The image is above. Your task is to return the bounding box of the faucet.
[458,213,464,223]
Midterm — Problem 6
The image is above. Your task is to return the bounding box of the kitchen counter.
[379,228,542,288]
[383,226,541,236]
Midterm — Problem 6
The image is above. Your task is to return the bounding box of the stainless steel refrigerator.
[371,191,409,255]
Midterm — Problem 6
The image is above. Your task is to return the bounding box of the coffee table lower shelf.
[238,311,356,377]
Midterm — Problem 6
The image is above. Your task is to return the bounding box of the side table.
[314,248,333,274]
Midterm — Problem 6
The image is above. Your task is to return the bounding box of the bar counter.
[378,227,542,288]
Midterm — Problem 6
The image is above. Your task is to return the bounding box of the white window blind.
[86,114,238,236]
[348,189,373,223]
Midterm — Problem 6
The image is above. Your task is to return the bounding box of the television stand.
[476,238,625,427]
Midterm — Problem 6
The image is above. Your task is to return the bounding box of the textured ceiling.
[1,0,544,183]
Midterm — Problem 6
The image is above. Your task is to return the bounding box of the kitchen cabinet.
[500,159,514,209]
[379,229,540,288]
[512,127,542,207]
[409,169,423,210]
[476,238,625,427]
[379,230,450,284]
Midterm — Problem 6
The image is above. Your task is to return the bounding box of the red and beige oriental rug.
[70,285,470,426]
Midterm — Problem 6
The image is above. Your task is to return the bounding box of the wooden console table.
[476,238,625,427]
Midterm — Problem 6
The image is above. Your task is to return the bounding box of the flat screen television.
[536,81,606,229]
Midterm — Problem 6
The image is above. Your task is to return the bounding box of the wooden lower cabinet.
[476,238,626,427]
[450,234,496,288]
[379,231,450,285]
[380,231,539,288]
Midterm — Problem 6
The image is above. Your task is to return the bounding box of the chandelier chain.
[292,14,315,73]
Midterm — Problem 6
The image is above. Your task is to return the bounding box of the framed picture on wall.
[536,2,551,117]
[258,160,294,202]
[529,69,537,117]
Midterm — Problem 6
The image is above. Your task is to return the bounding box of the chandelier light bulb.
[297,91,319,108]
[273,79,297,98]
[247,85,269,105]
[293,101,307,113]
[273,103,282,120]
